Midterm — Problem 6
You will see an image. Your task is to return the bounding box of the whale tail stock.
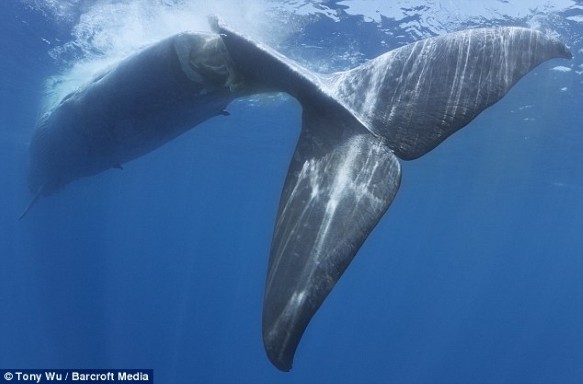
[216,21,571,370]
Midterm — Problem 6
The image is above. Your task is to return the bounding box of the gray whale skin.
[24,19,571,371]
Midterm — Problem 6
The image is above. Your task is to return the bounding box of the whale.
[23,19,572,371]
[24,32,244,204]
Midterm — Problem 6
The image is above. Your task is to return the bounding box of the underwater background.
[1,1,583,383]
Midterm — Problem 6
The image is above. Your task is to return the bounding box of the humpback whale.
[23,19,571,370]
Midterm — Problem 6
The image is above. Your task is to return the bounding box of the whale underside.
[24,19,571,370]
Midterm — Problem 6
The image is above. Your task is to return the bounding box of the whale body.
[27,32,243,198]
[24,20,572,371]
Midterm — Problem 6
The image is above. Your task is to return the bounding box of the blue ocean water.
[1,1,583,383]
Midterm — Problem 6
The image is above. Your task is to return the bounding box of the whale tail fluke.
[216,21,571,370]
[218,21,571,371]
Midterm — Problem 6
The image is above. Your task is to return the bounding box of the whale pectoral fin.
[329,27,572,160]
[18,186,44,220]
[263,105,401,371]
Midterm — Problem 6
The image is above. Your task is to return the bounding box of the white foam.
[551,65,572,72]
